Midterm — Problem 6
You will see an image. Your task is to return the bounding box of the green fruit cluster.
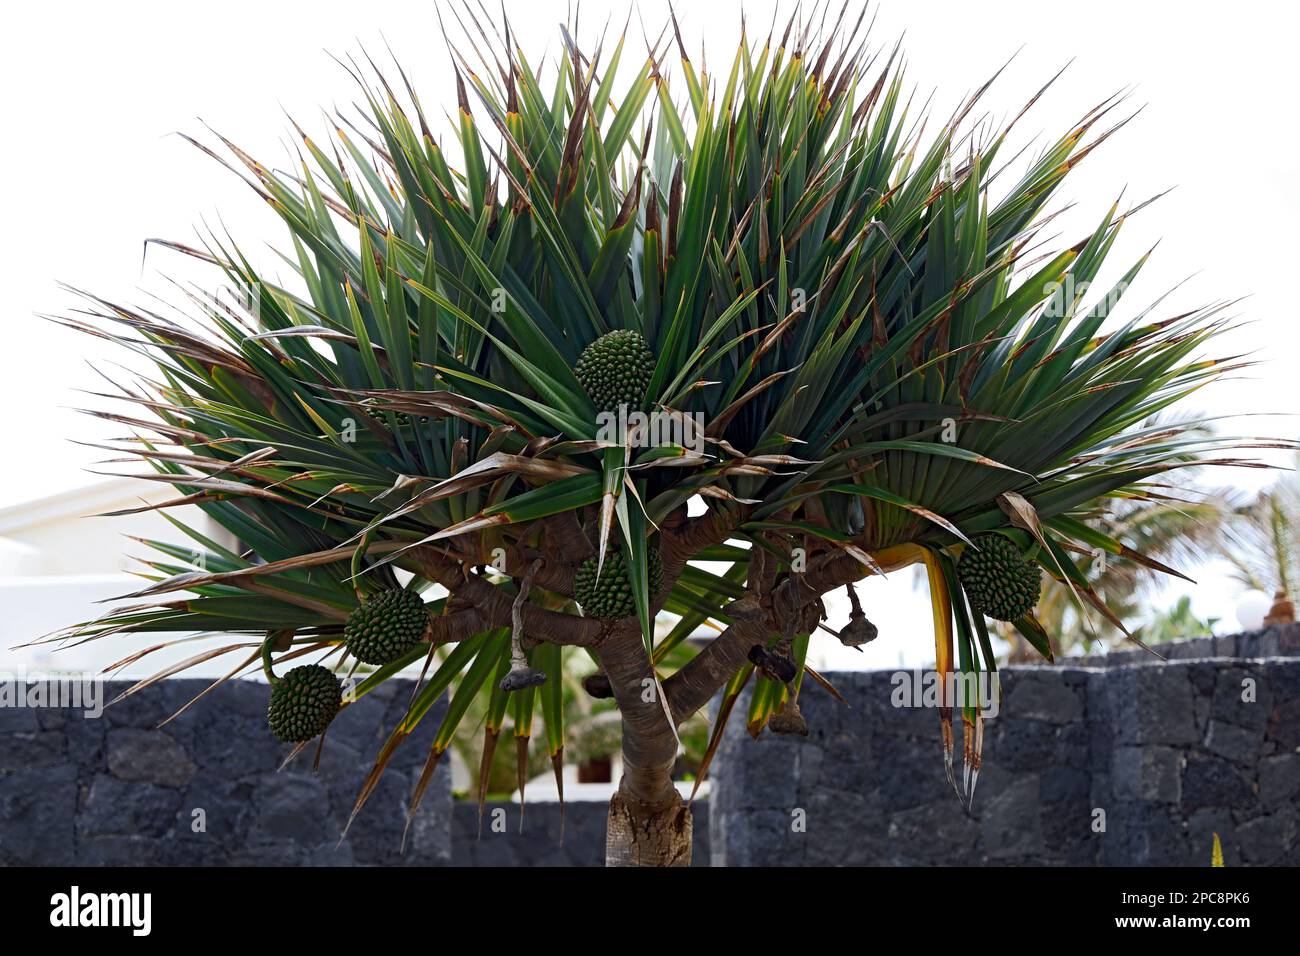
[267,664,342,742]
[344,589,429,664]
[574,548,663,619]
[574,329,654,412]
[957,533,1042,622]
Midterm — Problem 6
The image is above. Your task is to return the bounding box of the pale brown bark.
[605,790,693,867]
[539,511,595,563]
[597,626,679,808]
[496,541,579,596]
[595,625,695,867]
[663,597,769,722]
[410,545,604,646]
[424,608,489,645]
[660,505,739,580]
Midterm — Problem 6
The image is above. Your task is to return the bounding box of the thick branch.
[663,597,769,722]
[799,548,875,593]
[660,505,740,578]
[499,545,577,597]
[425,608,489,645]
[463,573,603,646]
[410,545,604,647]
[539,511,594,562]
[662,548,889,720]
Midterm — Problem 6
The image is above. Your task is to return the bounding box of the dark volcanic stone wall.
[3,627,1297,867]
[0,678,450,866]
[710,651,1300,866]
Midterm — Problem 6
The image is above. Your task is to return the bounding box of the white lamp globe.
[1235,591,1271,631]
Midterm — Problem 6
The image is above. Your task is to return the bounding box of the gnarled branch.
[425,608,489,645]
[409,544,604,647]
[663,596,769,722]
[660,504,741,577]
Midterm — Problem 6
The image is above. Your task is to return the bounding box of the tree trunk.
[605,789,693,867]
[597,627,692,866]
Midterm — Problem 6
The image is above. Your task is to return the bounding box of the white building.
[0,478,237,677]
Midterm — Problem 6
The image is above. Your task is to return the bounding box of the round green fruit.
[573,548,663,619]
[267,664,342,742]
[574,329,653,413]
[344,589,429,665]
[957,533,1042,622]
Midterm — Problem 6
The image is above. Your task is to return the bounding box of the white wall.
[0,479,244,677]
[0,479,233,576]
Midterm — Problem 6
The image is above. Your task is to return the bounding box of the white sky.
[2,0,1296,665]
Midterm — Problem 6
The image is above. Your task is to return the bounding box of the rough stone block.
[1258,754,1300,807]
[107,727,196,787]
[1112,746,1182,804]
[1106,665,1198,746]
[79,773,181,839]
[1182,753,1254,811]
[0,705,40,733]
[980,775,1042,860]
[178,771,253,845]
[987,717,1064,771]
[1212,633,1238,658]
[723,808,804,866]
[1211,666,1272,731]
[1170,637,1213,660]
[1235,807,1295,865]
[1039,765,1090,803]
[0,730,65,770]
[0,764,76,864]
[1003,669,1084,724]
[104,690,171,729]
[800,786,884,865]
[249,773,330,845]
[883,799,980,865]
[719,735,803,810]
[1267,699,1300,751]
[1202,720,1264,767]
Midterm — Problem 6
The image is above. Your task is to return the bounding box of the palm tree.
[1217,455,1300,623]
[1004,422,1232,658]
[1139,595,1218,644]
[39,3,1275,866]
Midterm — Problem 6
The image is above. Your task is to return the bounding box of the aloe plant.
[41,3,1280,866]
